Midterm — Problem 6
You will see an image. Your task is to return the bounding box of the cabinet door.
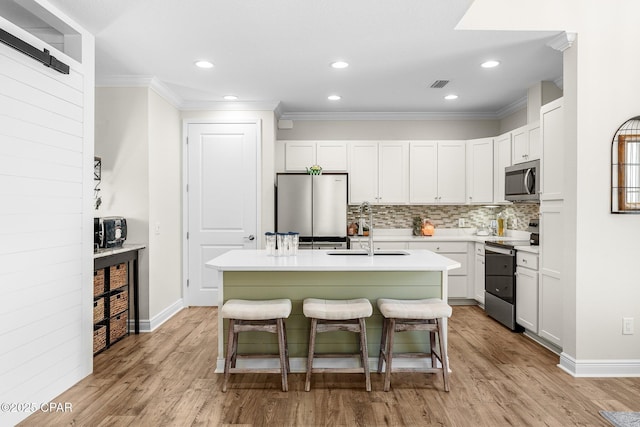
[474,253,485,303]
[349,142,379,204]
[512,126,529,164]
[317,141,348,171]
[493,132,512,203]
[528,123,541,161]
[539,201,563,347]
[437,141,466,203]
[541,98,564,201]
[378,142,409,204]
[409,141,438,203]
[516,266,538,333]
[373,241,408,251]
[285,141,315,171]
[467,138,494,204]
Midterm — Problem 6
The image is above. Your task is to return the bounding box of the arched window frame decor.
[612,117,640,213]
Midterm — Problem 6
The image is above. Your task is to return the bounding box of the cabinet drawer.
[408,241,467,253]
[517,252,538,270]
[443,252,467,276]
[475,243,485,256]
[373,241,408,250]
[110,289,129,317]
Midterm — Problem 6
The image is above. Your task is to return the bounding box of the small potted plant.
[306,165,322,175]
[412,217,422,236]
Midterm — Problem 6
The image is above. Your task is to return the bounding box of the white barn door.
[186,122,259,306]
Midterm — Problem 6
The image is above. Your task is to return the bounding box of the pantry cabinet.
[349,141,409,204]
[466,137,494,204]
[409,141,466,204]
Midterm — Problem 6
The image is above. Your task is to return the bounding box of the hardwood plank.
[18,305,640,427]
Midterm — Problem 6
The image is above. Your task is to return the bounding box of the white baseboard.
[559,352,640,377]
[129,298,185,333]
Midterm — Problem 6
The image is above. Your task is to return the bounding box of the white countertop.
[348,227,532,244]
[206,249,461,272]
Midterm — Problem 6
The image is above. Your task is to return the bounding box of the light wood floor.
[19,306,640,426]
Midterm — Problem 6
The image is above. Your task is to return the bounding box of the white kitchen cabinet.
[408,241,469,299]
[493,131,512,204]
[373,241,408,251]
[349,141,409,204]
[512,122,540,164]
[466,138,494,204]
[284,141,347,172]
[474,243,485,304]
[409,141,466,204]
[540,98,564,201]
[516,251,539,333]
[539,201,563,348]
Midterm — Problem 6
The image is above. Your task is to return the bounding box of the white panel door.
[187,122,258,306]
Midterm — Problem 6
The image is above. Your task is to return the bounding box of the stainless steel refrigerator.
[276,173,348,249]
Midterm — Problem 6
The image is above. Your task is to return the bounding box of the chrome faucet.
[358,201,374,256]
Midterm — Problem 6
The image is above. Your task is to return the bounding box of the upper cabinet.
[466,138,494,204]
[493,131,512,204]
[410,141,466,204]
[350,141,409,204]
[540,98,564,201]
[284,141,348,172]
[512,122,541,164]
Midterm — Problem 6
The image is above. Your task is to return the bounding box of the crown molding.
[179,100,281,112]
[547,31,577,52]
[278,110,500,121]
[495,96,527,120]
[95,75,183,108]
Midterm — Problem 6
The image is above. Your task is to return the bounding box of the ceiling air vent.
[430,80,449,89]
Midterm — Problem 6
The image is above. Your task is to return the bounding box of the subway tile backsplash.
[347,204,539,231]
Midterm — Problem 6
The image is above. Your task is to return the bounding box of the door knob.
[245,235,255,241]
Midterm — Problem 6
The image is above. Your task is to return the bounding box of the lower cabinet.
[93,262,130,355]
[408,241,469,298]
[515,251,539,333]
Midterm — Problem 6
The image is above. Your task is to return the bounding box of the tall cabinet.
[539,98,564,348]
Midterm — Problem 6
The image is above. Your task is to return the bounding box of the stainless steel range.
[484,240,530,331]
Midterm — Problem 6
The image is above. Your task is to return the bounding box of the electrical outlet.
[623,317,634,335]
[154,222,161,235]
[458,218,465,228]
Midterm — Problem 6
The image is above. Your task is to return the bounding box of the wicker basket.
[93,325,106,354]
[109,313,128,342]
[109,289,128,316]
[110,263,128,289]
[93,269,105,296]
[93,298,105,323]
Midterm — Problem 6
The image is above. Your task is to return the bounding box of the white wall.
[181,110,277,240]
[276,119,500,141]
[0,3,94,425]
[148,90,182,318]
[95,87,151,321]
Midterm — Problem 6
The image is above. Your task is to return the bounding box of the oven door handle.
[524,168,534,194]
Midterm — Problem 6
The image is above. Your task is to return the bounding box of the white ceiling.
[10,0,563,118]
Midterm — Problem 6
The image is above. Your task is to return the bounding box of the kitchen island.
[206,249,460,372]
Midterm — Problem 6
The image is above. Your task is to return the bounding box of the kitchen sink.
[326,250,409,256]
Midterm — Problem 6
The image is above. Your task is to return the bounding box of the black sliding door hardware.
[0,27,70,74]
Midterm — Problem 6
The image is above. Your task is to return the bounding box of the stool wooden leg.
[276,318,288,392]
[437,318,450,392]
[358,318,371,392]
[429,320,437,369]
[223,319,236,392]
[383,318,395,392]
[305,318,318,392]
[282,320,290,374]
[378,316,388,373]
[230,328,239,368]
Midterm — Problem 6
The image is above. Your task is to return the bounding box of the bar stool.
[303,298,373,392]
[377,298,452,392]
[220,298,292,392]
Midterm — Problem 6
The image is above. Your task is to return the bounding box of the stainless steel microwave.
[505,159,540,202]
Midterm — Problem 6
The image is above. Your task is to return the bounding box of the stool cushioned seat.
[303,298,372,320]
[377,298,452,320]
[221,298,291,320]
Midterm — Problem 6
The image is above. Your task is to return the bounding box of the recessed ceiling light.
[481,60,500,68]
[331,61,349,69]
[195,60,214,69]
[444,94,458,100]
[328,95,341,101]
[223,95,238,101]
